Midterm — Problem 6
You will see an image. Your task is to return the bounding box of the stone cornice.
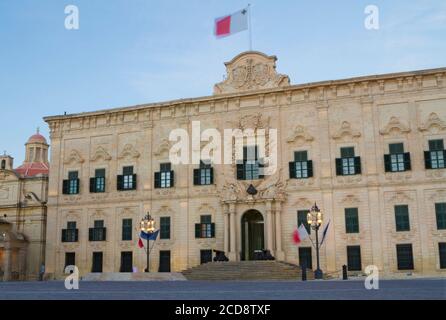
[44,67,446,136]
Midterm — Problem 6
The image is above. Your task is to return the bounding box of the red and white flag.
[293,224,309,245]
[214,7,249,38]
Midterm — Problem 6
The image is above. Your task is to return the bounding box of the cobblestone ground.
[0,279,444,300]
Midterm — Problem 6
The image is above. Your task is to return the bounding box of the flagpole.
[248,4,253,51]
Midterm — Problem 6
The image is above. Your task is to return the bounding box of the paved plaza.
[0,279,444,300]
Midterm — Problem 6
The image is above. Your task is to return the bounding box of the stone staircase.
[182,261,314,281]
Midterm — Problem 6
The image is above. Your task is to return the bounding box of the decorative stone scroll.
[332,121,361,140]
[379,117,411,136]
[90,146,112,162]
[214,51,290,95]
[418,113,446,133]
[63,150,85,165]
[118,144,140,160]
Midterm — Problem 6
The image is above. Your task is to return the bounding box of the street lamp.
[307,203,324,279]
[140,213,155,272]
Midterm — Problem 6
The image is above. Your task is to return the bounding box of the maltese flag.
[214,7,249,38]
[293,224,309,245]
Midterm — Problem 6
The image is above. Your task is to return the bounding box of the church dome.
[26,130,48,145]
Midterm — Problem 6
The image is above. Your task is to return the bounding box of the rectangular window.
[237,146,262,180]
[396,244,414,270]
[345,208,359,234]
[65,252,75,269]
[155,163,173,189]
[298,247,312,269]
[347,246,362,271]
[439,243,446,269]
[94,169,106,193]
[62,221,78,243]
[123,166,134,190]
[160,217,171,240]
[389,143,406,172]
[337,147,360,176]
[122,219,132,241]
[200,215,212,238]
[89,220,106,241]
[120,252,133,272]
[200,249,213,265]
[68,171,79,194]
[159,251,171,272]
[436,203,446,230]
[429,139,445,169]
[395,205,410,232]
[295,151,308,178]
[297,210,311,235]
[92,252,103,273]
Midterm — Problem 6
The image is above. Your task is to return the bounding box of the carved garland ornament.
[418,113,446,133]
[332,121,361,140]
[118,144,140,160]
[90,146,112,162]
[64,150,85,165]
[380,117,411,136]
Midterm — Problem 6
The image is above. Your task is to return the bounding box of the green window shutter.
[384,154,391,172]
[395,205,410,232]
[132,174,137,190]
[154,172,161,188]
[170,171,174,187]
[354,157,362,174]
[436,203,446,230]
[90,177,96,193]
[209,168,214,184]
[62,180,69,194]
[439,243,446,269]
[117,175,123,191]
[335,158,343,176]
[236,163,245,180]
[404,153,411,171]
[345,208,359,233]
[193,169,201,185]
[289,162,297,179]
[307,160,314,178]
[195,224,201,238]
[424,151,432,169]
[211,223,216,238]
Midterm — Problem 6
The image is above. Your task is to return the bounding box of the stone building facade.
[43,52,446,279]
[0,131,49,281]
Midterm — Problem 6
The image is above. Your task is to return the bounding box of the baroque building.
[43,52,446,279]
[0,131,49,281]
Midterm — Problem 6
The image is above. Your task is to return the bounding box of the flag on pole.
[320,220,331,246]
[140,229,159,241]
[214,7,249,38]
[293,224,309,245]
[138,238,144,249]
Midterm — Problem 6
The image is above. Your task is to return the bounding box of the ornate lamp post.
[307,203,324,279]
[140,213,155,272]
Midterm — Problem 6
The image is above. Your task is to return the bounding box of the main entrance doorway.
[241,210,265,261]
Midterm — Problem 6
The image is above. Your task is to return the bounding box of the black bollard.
[342,265,348,280]
[301,264,307,281]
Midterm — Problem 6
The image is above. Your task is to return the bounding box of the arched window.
[1,160,5,170]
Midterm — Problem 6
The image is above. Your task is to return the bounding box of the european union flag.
[140,230,159,241]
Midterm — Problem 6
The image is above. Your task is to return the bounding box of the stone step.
[182,261,314,281]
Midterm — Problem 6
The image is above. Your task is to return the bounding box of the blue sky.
[1,0,445,164]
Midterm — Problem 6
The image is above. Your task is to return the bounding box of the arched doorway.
[241,210,265,261]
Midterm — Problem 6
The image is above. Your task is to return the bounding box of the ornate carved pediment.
[287,125,314,145]
[197,203,217,215]
[154,139,171,157]
[387,191,413,204]
[340,194,361,206]
[418,113,446,133]
[292,198,313,210]
[332,121,361,140]
[91,146,112,162]
[214,51,290,95]
[118,144,140,160]
[380,117,411,136]
[233,113,271,132]
[64,150,85,165]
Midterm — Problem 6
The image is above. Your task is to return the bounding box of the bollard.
[301,264,307,281]
[342,265,348,280]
